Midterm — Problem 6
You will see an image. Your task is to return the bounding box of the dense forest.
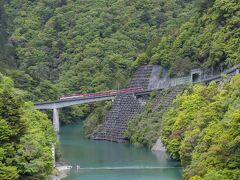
[0,0,239,179]
[1,0,239,124]
[0,74,56,179]
[127,75,240,179]
[162,75,240,179]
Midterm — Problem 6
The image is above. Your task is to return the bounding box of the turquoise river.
[59,122,182,180]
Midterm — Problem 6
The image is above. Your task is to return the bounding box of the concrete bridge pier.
[53,108,60,133]
[52,108,59,168]
[51,143,56,167]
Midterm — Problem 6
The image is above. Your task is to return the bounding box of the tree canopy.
[161,75,240,179]
[2,0,239,102]
[126,74,240,179]
[0,74,56,179]
[0,0,239,178]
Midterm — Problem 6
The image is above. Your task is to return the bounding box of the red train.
[60,88,144,100]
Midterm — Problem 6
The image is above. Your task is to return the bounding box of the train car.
[119,89,128,93]
[60,87,144,100]
[134,87,144,92]
[60,94,84,100]
[118,87,144,94]
[109,90,118,95]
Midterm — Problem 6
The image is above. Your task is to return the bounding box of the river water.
[59,122,182,180]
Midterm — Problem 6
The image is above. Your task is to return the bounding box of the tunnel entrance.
[192,73,200,83]
[191,69,202,83]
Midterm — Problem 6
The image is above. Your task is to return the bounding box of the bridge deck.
[35,64,240,110]
[35,90,160,110]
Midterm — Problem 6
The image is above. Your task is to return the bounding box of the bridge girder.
[35,95,116,110]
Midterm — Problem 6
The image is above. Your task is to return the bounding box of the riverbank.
[51,160,72,180]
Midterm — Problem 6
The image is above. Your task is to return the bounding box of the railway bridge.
[35,64,240,134]
[35,89,156,133]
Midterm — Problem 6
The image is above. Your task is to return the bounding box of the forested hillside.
[0,0,239,179]
[0,1,15,72]
[1,0,239,124]
[5,0,239,98]
[4,0,163,101]
[162,75,240,179]
[146,0,240,70]
[126,75,240,179]
[0,74,56,179]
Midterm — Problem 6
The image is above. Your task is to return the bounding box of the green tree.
[0,74,56,179]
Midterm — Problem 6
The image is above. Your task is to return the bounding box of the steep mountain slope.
[4,0,163,101]
[125,85,185,147]
[0,1,237,123]
[162,75,240,179]
[0,1,15,71]
[147,0,240,72]
[126,74,240,179]
[0,1,239,179]
[2,0,238,102]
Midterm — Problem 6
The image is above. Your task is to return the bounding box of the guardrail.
[170,76,191,86]
[201,63,240,83]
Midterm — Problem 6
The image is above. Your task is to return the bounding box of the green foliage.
[17,102,56,178]
[0,166,19,180]
[125,75,240,179]
[2,0,165,122]
[0,1,15,70]
[84,101,112,136]
[162,83,217,160]
[148,0,240,68]
[161,75,240,179]
[125,88,176,147]
[0,75,56,179]
[0,0,238,124]
[4,0,163,100]
[0,1,239,179]
[59,104,90,125]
